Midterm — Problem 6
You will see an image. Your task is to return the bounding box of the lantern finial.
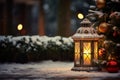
[80,18,92,27]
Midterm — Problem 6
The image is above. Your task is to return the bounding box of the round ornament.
[96,0,106,9]
[107,60,119,73]
[113,30,117,37]
[99,48,106,56]
[98,22,109,33]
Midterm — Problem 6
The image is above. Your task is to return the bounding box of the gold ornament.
[99,48,106,56]
[96,0,106,9]
[98,22,109,33]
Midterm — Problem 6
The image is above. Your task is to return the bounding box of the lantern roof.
[81,18,91,25]
[72,18,102,40]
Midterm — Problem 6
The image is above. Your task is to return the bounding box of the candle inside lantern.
[83,53,91,65]
[83,42,91,65]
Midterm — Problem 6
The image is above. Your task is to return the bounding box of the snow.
[0,61,120,79]
[0,36,6,41]
[0,35,74,51]
[62,37,73,46]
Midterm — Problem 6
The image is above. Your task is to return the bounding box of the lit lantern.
[72,18,102,71]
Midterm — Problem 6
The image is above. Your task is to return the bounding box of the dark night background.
[0,0,95,37]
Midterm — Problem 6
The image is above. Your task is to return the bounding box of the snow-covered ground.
[0,61,120,80]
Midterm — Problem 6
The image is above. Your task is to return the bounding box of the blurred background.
[0,0,95,37]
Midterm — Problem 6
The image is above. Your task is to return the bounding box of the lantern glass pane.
[94,42,98,60]
[75,42,80,64]
[83,42,91,65]
[75,42,80,53]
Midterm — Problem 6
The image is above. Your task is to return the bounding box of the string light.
[17,24,23,31]
[77,13,84,19]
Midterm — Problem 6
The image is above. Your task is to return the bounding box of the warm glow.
[83,42,91,54]
[75,42,80,64]
[77,13,84,19]
[83,42,91,65]
[94,42,98,60]
[17,24,23,31]
[75,42,80,53]
[84,53,91,65]
[75,53,80,64]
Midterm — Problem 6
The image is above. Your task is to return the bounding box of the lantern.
[72,18,102,71]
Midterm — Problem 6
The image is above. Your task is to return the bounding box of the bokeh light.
[77,13,84,19]
[17,24,23,31]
